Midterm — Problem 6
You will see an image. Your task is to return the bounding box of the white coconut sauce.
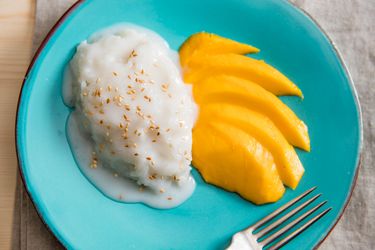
[63,25,197,209]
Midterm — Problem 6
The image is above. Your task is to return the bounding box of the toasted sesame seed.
[123,114,130,121]
[134,153,139,156]
[106,98,110,104]
[146,156,152,161]
[92,89,100,97]
[131,50,137,57]
[99,120,103,125]
[136,110,144,118]
[167,197,172,200]
[152,139,156,143]
[161,83,169,91]
[82,92,88,96]
[107,85,112,91]
[122,132,128,139]
[172,175,180,182]
[159,188,165,193]
[113,72,118,76]
[124,104,130,111]
[119,123,123,128]
[99,109,104,114]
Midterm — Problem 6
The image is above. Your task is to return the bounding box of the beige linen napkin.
[12,0,375,249]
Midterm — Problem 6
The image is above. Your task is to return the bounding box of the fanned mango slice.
[179,32,259,65]
[179,32,310,204]
[198,103,304,189]
[193,122,285,204]
[193,75,310,151]
[184,54,302,97]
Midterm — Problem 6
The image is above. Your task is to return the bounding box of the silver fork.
[227,187,331,250]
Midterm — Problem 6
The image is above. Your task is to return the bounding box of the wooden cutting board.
[0,0,34,249]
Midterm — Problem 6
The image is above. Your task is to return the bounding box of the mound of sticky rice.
[64,25,197,208]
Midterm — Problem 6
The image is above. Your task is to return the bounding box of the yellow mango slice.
[194,75,310,151]
[179,32,259,66]
[179,32,309,204]
[184,54,302,97]
[198,103,304,189]
[193,122,285,204]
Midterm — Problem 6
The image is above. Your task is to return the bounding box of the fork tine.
[255,194,321,239]
[268,207,332,250]
[251,187,317,231]
[259,200,327,247]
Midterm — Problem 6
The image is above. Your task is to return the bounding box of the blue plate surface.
[16,0,362,249]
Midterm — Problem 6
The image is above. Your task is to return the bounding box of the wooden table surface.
[0,0,34,249]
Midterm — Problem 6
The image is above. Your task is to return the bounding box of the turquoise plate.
[16,0,362,249]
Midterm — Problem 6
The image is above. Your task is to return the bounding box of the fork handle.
[226,231,262,250]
